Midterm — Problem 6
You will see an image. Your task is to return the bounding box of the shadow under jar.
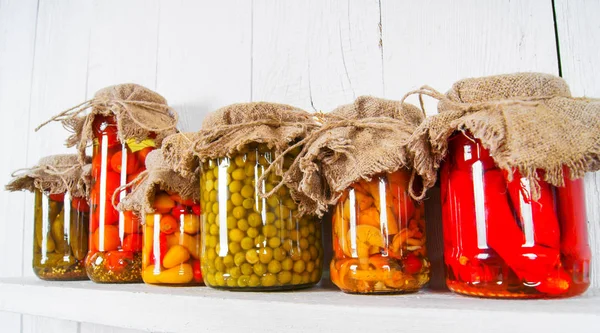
[142,190,203,285]
[441,131,591,298]
[330,169,431,294]
[86,115,155,283]
[200,143,323,290]
[33,190,89,280]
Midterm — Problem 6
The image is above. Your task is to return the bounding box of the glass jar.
[441,131,591,298]
[86,115,155,283]
[142,190,203,285]
[200,144,323,290]
[330,169,430,294]
[33,189,89,280]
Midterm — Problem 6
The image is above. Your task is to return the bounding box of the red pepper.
[191,259,203,283]
[92,115,119,148]
[555,167,591,262]
[49,193,65,202]
[403,254,423,274]
[448,132,496,173]
[122,233,143,252]
[483,169,570,296]
[505,170,560,250]
[171,204,189,221]
[191,204,201,216]
[105,251,133,273]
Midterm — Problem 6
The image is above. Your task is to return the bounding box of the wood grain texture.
[0,0,38,329]
[381,0,558,113]
[554,0,600,288]
[156,0,252,132]
[252,0,382,112]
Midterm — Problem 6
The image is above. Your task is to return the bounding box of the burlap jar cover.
[36,83,178,163]
[192,102,320,216]
[279,96,425,217]
[407,72,600,198]
[118,149,199,215]
[6,154,91,198]
[161,132,200,179]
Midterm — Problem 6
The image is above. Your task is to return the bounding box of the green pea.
[308,234,316,244]
[279,229,289,239]
[215,257,225,272]
[259,247,273,264]
[311,269,321,283]
[206,273,216,286]
[227,216,237,229]
[266,196,279,208]
[229,242,241,254]
[253,263,267,276]
[306,261,315,273]
[254,235,266,247]
[281,258,293,271]
[232,206,246,219]
[223,255,234,268]
[299,238,309,250]
[234,252,246,266]
[277,186,288,197]
[241,185,254,199]
[241,237,254,250]
[246,227,259,239]
[207,212,216,224]
[263,225,277,238]
[273,247,286,261]
[226,277,238,287]
[234,155,246,167]
[248,213,262,227]
[241,263,253,276]
[209,190,218,202]
[308,223,316,234]
[229,266,241,278]
[209,223,219,236]
[232,168,245,181]
[205,179,214,192]
[300,226,310,238]
[236,219,249,231]
[242,198,254,209]
[246,249,259,264]
[206,171,215,180]
[265,183,274,193]
[278,271,292,284]
[301,251,311,262]
[267,260,282,274]
[206,248,217,261]
[211,202,219,214]
[261,273,277,287]
[229,181,243,193]
[282,239,293,251]
[207,235,218,248]
[244,164,254,177]
[268,237,281,248]
[212,167,219,178]
[309,245,319,260]
[227,200,234,212]
[274,219,283,228]
[265,212,276,224]
[229,229,245,242]
[291,273,302,285]
[238,275,250,287]
[284,198,297,210]
[248,274,260,287]
[231,193,243,206]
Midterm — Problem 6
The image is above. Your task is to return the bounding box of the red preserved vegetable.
[441,132,590,298]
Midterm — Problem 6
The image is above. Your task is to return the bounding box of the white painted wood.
[22,315,78,333]
[381,0,559,114]
[80,323,145,333]
[86,0,160,94]
[155,0,252,132]
[0,0,38,330]
[554,0,600,288]
[1,278,599,333]
[252,0,383,112]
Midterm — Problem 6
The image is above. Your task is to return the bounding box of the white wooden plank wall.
[0,1,598,332]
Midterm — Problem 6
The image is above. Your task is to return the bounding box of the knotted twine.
[192,102,320,216]
[35,84,178,163]
[406,72,600,200]
[261,96,425,217]
[6,154,91,198]
[161,132,200,179]
[117,150,199,215]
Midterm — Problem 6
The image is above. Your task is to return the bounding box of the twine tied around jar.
[403,72,600,201]
[35,84,179,164]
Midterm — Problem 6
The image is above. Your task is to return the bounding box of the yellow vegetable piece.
[157,264,194,284]
[163,245,191,269]
[349,225,384,269]
[51,214,65,253]
[354,191,374,210]
[357,207,380,228]
[182,214,200,234]
[143,265,160,284]
[364,179,383,212]
[143,226,154,268]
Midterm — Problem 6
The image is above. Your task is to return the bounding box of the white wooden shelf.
[0,277,598,333]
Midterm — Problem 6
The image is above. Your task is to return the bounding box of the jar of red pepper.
[440,131,591,298]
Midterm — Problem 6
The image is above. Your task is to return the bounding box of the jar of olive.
[200,143,324,290]
[6,155,91,280]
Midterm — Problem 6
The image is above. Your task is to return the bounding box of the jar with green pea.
[200,143,323,290]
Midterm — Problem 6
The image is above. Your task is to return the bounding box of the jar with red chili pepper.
[142,190,203,285]
[330,169,430,294]
[86,115,155,283]
[441,131,591,298]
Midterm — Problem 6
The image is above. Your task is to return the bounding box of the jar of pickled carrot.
[33,190,90,280]
[441,131,591,298]
[86,115,155,283]
[330,169,430,294]
[200,143,324,290]
[142,190,203,285]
